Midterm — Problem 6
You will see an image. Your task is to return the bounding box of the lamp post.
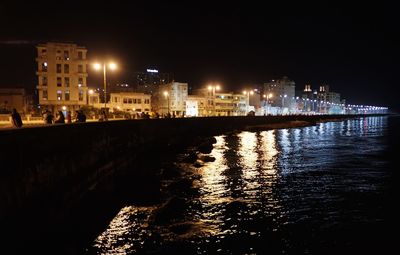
[93,62,117,111]
[243,90,254,115]
[163,91,170,117]
[280,94,287,115]
[87,89,94,107]
[263,93,273,115]
[207,84,220,116]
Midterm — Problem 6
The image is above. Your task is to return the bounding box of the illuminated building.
[36,42,88,112]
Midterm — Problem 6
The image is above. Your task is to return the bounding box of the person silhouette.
[11,108,23,128]
[55,110,65,123]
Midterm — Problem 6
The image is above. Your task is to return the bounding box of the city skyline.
[0,2,397,111]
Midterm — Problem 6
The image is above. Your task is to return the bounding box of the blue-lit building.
[135,69,172,95]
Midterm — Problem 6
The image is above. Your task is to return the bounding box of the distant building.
[36,42,88,113]
[186,95,207,117]
[135,69,172,95]
[216,92,249,116]
[152,82,188,116]
[300,84,318,112]
[263,76,296,112]
[192,88,248,116]
[0,88,33,113]
[108,92,151,114]
[317,85,342,113]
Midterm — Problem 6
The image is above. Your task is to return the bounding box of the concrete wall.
[0,115,367,220]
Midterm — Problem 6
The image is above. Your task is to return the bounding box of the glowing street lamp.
[87,89,94,106]
[263,93,273,115]
[280,94,287,114]
[93,61,117,110]
[243,90,254,114]
[163,91,170,117]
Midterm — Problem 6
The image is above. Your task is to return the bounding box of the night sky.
[0,2,398,111]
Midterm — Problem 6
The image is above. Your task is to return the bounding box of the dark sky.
[0,1,398,110]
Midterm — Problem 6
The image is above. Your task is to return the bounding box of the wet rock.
[197,143,213,154]
[167,178,194,193]
[193,159,204,168]
[149,197,187,225]
[169,222,194,235]
[197,154,216,162]
[180,151,198,164]
[197,137,217,154]
[160,165,182,179]
[226,200,247,211]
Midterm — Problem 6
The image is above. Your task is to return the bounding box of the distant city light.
[147,69,158,73]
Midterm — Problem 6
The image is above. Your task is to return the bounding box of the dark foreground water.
[86,116,397,254]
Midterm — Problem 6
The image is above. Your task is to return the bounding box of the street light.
[163,91,170,117]
[243,90,254,115]
[87,89,94,107]
[207,84,220,116]
[280,94,287,114]
[93,61,117,110]
[263,93,273,115]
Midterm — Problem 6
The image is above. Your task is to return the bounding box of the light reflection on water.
[90,116,390,254]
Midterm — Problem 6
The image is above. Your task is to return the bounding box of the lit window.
[42,90,48,100]
[64,77,70,87]
[57,77,62,87]
[65,90,70,101]
[57,90,62,101]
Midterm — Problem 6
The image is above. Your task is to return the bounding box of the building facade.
[152,82,188,116]
[317,85,342,113]
[264,76,296,111]
[0,88,33,114]
[108,92,151,114]
[135,69,172,95]
[36,42,88,113]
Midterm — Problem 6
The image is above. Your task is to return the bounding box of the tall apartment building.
[36,42,88,112]
[263,76,296,110]
[152,82,188,116]
[135,69,172,95]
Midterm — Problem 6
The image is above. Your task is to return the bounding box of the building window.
[64,77,70,87]
[42,62,48,72]
[79,90,83,101]
[78,65,83,73]
[78,51,83,60]
[56,50,62,60]
[64,64,69,74]
[57,77,62,87]
[65,90,70,101]
[145,99,150,104]
[64,50,69,60]
[123,98,128,104]
[114,97,118,103]
[137,99,141,104]
[57,90,62,101]
[78,77,83,87]
[42,90,48,100]
[42,76,48,86]
[56,64,62,73]
[41,49,47,56]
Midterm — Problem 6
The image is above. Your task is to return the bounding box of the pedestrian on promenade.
[99,110,108,121]
[11,108,23,128]
[44,110,54,124]
[66,111,72,123]
[55,111,65,124]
